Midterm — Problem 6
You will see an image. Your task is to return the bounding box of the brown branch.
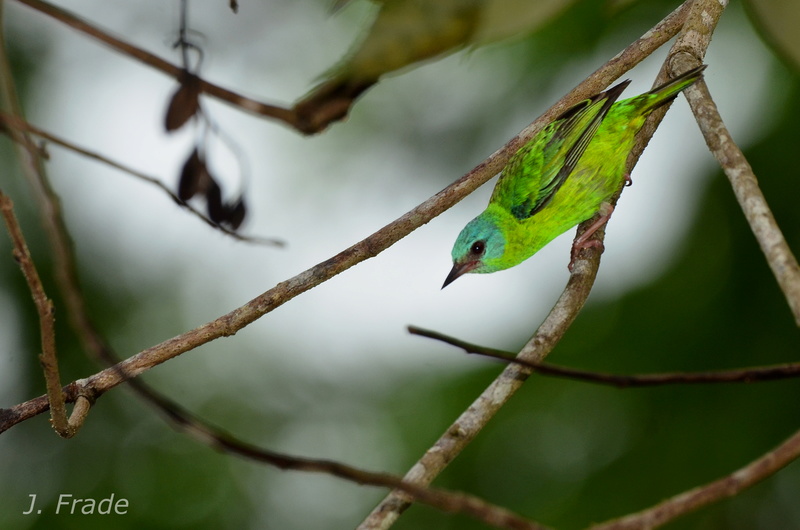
[0,8,94,437]
[590,427,800,529]
[358,3,696,528]
[141,391,550,530]
[0,375,546,529]
[0,191,89,437]
[669,60,800,326]
[0,113,285,246]
[11,0,309,131]
[408,325,800,386]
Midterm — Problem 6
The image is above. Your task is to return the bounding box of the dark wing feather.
[506,79,631,220]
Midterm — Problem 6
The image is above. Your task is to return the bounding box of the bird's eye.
[470,241,486,256]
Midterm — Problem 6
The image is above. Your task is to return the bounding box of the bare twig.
[0,191,89,437]
[658,2,800,326]
[0,4,100,436]
[408,325,800,386]
[0,375,547,529]
[11,0,305,130]
[590,427,800,529]
[0,113,285,246]
[361,254,605,530]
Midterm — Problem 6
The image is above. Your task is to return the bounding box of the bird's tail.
[642,65,707,112]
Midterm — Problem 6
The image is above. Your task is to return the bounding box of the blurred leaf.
[164,70,201,132]
[474,0,578,44]
[177,148,210,201]
[295,0,576,130]
[225,198,247,230]
[745,0,800,71]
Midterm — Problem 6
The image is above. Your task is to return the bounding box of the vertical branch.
[0,191,84,437]
[0,2,99,435]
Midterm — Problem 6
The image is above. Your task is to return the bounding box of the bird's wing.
[495,79,631,220]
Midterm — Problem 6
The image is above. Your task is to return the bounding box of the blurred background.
[1,0,799,528]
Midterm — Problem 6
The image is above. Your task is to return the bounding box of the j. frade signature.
[23,493,129,515]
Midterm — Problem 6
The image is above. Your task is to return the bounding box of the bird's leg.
[569,203,615,271]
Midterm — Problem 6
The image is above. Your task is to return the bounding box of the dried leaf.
[205,180,225,224]
[164,71,201,132]
[226,198,247,230]
[177,148,210,201]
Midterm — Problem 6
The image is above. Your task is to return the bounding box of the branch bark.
[659,0,800,327]
[591,427,800,529]
[0,191,89,437]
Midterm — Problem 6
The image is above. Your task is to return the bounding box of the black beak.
[442,261,475,289]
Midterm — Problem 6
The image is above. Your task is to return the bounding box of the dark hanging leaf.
[205,180,226,224]
[164,70,202,132]
[177,148,211,201]
[225,197,247,230]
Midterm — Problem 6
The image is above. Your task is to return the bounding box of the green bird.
[443,65,706,288]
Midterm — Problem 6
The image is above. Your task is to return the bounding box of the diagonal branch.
[659,0,800,327]
[590,426,800,529]
[675,62,800,326]
[587,1,800,528]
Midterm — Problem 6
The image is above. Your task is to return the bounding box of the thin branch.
[11,0,305,130]
[137,391,550,530]
[0,191,88,437]
[0,113,285,246]
[358,3,695,528]
[670,59,800,325]
[0,5,89,436]
[408,325,800,386]
[0,372,546,529]
[590,426,800,529]
[662,1,800,327]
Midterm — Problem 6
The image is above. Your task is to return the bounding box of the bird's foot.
[568,204,615,271]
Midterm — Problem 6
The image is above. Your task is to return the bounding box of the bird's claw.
[569,239,605,271]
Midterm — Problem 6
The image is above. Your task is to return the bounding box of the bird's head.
[443,213,507,288]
